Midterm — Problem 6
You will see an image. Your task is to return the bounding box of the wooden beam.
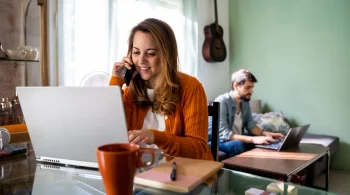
[37,0,48,86]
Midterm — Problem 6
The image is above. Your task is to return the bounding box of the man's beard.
[240,94,251,102]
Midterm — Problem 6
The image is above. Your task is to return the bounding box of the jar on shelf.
[12,94,24,124]
[0,97,14,125]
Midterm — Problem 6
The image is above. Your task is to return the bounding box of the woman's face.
[132,31,161,89]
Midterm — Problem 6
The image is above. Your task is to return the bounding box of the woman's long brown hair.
[127,18,180,115]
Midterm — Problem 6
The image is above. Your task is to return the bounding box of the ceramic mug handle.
[137,148,156,168]
[20,50,27,59]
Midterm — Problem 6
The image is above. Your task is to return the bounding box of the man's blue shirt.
[209,91,256,142]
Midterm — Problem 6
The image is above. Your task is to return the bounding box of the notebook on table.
[134,157,224,193]
[16,86,129,168]
[255,124,310,151]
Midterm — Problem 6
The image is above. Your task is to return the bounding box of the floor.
[314,170,350,195]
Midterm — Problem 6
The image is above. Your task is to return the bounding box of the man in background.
[209,69,284,157]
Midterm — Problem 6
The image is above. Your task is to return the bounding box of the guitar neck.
[214,0,218,27]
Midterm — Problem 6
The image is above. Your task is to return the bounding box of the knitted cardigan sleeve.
[109,76,133,130]
[152,81,211,160]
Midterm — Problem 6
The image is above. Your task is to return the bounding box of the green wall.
[229,0,350,171]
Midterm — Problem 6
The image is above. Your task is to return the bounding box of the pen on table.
[170,161,177,181]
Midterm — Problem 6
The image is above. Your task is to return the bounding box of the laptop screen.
[17,86,129,167]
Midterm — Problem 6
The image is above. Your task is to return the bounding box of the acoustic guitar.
[202,0,227,62]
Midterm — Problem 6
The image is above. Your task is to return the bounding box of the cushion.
[249,99,262,113]
[218,151,229,161]
[252,112,290,134]
[301,133,339,156]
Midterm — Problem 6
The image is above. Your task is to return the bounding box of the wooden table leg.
[325,150,330,191]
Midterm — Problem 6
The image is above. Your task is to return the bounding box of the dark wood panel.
[224,156,309,175]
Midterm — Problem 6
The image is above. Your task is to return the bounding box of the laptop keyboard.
[256,138,286,150]
[268,141,283,148]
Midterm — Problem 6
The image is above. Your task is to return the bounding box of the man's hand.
[262,131,285,139]
[128,130,154,144]
[251,136,276,144]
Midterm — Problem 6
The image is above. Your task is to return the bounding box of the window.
[57,0,198,86]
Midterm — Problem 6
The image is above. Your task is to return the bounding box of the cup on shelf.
[5,46,39,60]
[5,49,27,60]
[17,46,39,60]
[0,42,6,58]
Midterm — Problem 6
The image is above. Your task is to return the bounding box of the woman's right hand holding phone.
[112,56,133,77]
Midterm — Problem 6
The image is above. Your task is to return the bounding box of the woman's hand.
[251,136,276,144]
[128,130,154,145]
[112,56,133,77]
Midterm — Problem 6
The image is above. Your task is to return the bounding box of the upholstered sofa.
[216,99,339,182]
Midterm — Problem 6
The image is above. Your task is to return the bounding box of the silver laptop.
[17,86,129,168]
[255,124,310,151]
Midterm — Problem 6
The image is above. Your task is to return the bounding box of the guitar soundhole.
[215,32,222,38]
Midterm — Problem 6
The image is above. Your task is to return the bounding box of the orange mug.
[96,143,156,195]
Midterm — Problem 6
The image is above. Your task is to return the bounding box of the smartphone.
[124,64,136,86]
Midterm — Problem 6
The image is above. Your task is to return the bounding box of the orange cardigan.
[109,72,213,161]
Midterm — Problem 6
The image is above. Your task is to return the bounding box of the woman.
[110,18,212,161]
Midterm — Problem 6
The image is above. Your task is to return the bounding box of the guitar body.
[202,0,227,63]
[202,23,226,62]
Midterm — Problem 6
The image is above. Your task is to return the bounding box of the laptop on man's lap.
[255,124,310,151]
[17,86,129,168]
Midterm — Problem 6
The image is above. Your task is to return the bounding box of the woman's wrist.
[113,66,127,77]
[112,72,124,78]
[250,137,254,143]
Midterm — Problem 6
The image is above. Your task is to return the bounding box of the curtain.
[57,0,199,86]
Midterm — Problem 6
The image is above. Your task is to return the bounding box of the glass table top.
[0,143,339,195]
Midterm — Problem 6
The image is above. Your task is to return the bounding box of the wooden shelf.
[0,57,39,63]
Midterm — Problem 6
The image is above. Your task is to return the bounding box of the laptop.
[255,124,310,151]
[17,86,129,168]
